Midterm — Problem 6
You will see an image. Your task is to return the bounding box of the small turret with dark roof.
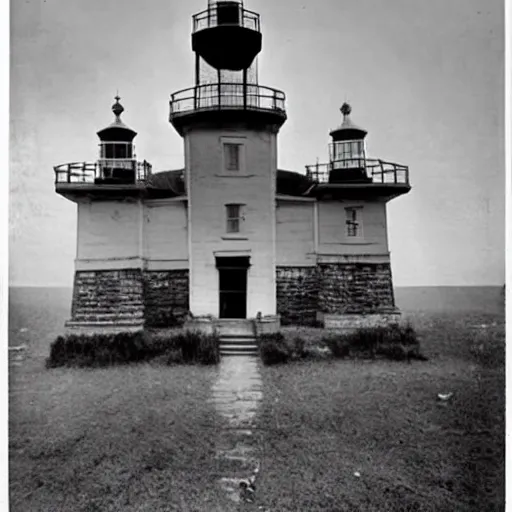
[95,96,139,184]
[97,95,137,143]
[330,102,368,142]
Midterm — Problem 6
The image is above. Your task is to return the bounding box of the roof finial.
[112,94,124,121]
[340,102,352,118]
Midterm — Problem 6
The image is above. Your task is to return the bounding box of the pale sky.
[9,0,505,287]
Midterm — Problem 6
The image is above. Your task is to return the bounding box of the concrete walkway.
[208,355,263,507]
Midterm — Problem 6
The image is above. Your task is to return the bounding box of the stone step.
[219,332,258,355]
[220,347,259,356]
[219,343,258,351]
[219,336,257,346]
[216,320,255,337]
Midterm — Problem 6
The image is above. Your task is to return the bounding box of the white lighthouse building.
[54,0,410,334]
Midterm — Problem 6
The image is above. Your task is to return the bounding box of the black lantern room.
[328,103,371,183]
[96,96,138,184]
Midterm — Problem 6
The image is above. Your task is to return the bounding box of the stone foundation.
[69,262,397,332]
[276,263,397,327]
[322,312,401,331]
[69,269,145,329]
[276,267,318,326]
[68,268,189,333]
[317,263,396,314]
[143,270,189,328]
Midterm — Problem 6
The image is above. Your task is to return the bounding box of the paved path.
[208,356,263,507]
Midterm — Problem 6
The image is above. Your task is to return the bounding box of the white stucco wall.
[144,199,188,269]
[185,125,277,317]
[276,199,316,266]
[77,200,142,266]
[318,199,389,255]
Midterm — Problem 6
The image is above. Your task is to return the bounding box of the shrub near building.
[257,323,427,365]
[46,330,220,368]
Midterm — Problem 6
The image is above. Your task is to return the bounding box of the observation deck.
[54,160,152,200]
[191,2,262,70]
[169,82,287,135]
[305,158,411,200]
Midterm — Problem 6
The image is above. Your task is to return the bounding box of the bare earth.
[9,299,504,511]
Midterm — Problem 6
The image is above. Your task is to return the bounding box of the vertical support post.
[313,200,319,255]
[217,69,221,109]
[194,54,200,110]
[243,68,247,110]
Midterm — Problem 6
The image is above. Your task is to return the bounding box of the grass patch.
[46,330,220,368]
[10,288,505,511]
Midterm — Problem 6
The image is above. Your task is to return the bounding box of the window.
[345,207,363,237]
[331,140,365,169]
[224,143,241,171]
[226,204,243,233]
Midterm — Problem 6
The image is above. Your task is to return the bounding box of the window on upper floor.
[345,207,363,237]
[224,143,242,171]
[226,204,244,233]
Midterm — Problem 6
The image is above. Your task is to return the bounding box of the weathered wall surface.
[317,263,396,314]
[77,200,141,262]
[143,270,189,327]
[276,200,316,266]
[144,200,188,268]
[276,262,396,326]
[186,125,277,317]
[70,269,144,325]
[70,269,190,328]
[318,199,388,256]
[276,266,318,326]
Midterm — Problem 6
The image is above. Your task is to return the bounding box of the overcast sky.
[9,0,505,287]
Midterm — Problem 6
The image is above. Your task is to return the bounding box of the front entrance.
[216,257,249,319]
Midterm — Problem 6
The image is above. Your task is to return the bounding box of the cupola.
[96,96,138,184]
[329,103,369,180]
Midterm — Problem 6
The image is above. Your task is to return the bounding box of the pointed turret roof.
[329,103,368,142]
[97,96,137,142]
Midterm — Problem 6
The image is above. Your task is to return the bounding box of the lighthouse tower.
[304,104,411,329]
[54,98,153,332]
[169,0,287,320]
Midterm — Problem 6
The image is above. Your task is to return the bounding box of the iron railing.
[306,159,409,185]
[54,160,152,185]
[193,4,260,32]
[169,83,286,118]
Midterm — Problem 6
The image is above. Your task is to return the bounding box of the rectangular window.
[224,143,241,171]
[345,207,363,237]
[226,204,243,233]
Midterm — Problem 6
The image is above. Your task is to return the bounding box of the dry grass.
[258,311,504,511]
[9,307,504,511]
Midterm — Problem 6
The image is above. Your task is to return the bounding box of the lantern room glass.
[330,140,366,169]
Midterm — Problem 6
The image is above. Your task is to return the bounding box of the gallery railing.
[54,160,152,184]
[305,159,409,185]
[192,4,260,32]
[169,82,286,119]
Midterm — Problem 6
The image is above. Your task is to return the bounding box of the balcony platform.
[306,159,411,200]
[54,161,152,200]
[169,83,287,135]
